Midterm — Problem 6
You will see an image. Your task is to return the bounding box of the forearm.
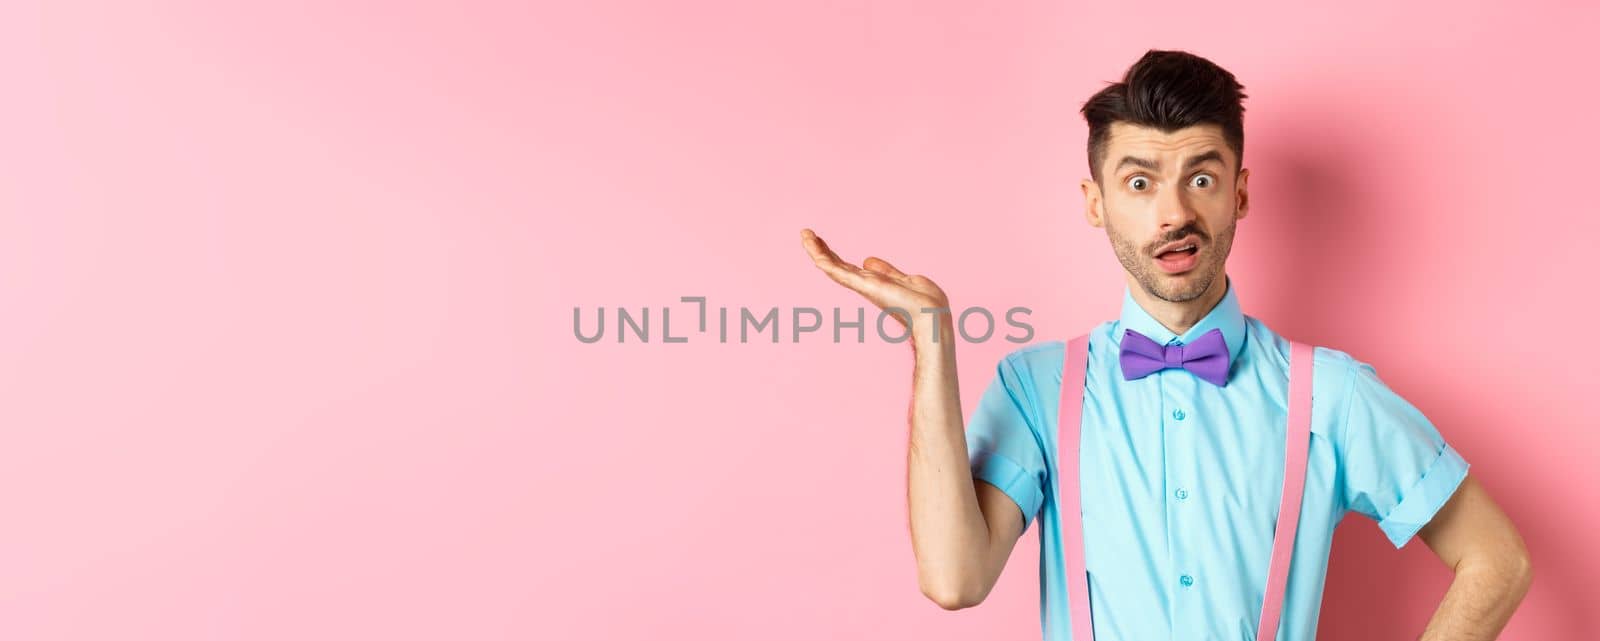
[905,317,988,607]
[1417,557,1533,641]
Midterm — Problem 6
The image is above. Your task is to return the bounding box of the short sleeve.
[1337,359,1470,548]
[966,353,1049,535]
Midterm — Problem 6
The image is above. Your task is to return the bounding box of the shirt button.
[1172,409,1186,421]
[1179,574,1194,587]
[1175,488,1189,500]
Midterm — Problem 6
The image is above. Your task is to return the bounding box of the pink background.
[2,1,1595,639]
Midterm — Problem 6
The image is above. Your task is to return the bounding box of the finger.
[861,255,909,283]
[800,228,838,264]
[816,252,875,292]
[800,231,913,307]
[805,237,894,299]
[802,229,867,276]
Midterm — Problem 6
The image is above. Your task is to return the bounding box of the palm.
[799,229,949,328]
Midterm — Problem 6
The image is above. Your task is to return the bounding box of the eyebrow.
[1113,149,1227,174]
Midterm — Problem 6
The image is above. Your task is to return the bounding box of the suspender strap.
[1256,340,1314,641]
[1055,336,1315,641]
[1058,334,1094,641]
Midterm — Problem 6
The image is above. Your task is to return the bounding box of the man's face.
[1081,122,1249,303]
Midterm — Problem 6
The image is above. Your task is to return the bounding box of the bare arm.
[907,320,1028,609]
[800,228,1023,610]
[1413,474,1534,640]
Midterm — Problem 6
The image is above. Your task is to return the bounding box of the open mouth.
[1156,244,1198,259]
[1154,243,1200,273]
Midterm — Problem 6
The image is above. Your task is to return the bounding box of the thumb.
[862,256,908,281]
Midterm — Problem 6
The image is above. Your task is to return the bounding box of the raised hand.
[799,228,950,335]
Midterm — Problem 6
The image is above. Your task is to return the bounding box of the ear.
[1081,178,1105,228]
[1234,167,1250,221]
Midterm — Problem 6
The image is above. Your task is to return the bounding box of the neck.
[1125,272,1229,336]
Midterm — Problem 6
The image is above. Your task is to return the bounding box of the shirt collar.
[1113,275,1247,367]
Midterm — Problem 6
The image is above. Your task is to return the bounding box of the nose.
[1156,183,1198,230]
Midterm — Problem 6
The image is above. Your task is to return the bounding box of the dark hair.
[1080,49,1247,184]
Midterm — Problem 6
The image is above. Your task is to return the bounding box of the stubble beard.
[1106,215,1236,304]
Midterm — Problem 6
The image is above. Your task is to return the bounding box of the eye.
[1128,176,1151,191]
[1190,173,1214,189]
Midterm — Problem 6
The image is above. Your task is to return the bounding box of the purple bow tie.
[1119,327,1231,387]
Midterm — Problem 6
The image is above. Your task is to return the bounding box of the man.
[799,49,1531,641]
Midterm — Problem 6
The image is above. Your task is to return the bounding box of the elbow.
[1503,530,1535,596]
[1512,549,1534,595]
[920,574,985,611]
[1466,538,1534,598]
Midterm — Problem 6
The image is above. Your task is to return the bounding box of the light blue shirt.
[965,276,1470,641]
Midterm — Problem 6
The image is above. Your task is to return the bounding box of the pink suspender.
[1055,335,1314,641]
[1058,335,1095,641]
[1257,340,1314,641]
